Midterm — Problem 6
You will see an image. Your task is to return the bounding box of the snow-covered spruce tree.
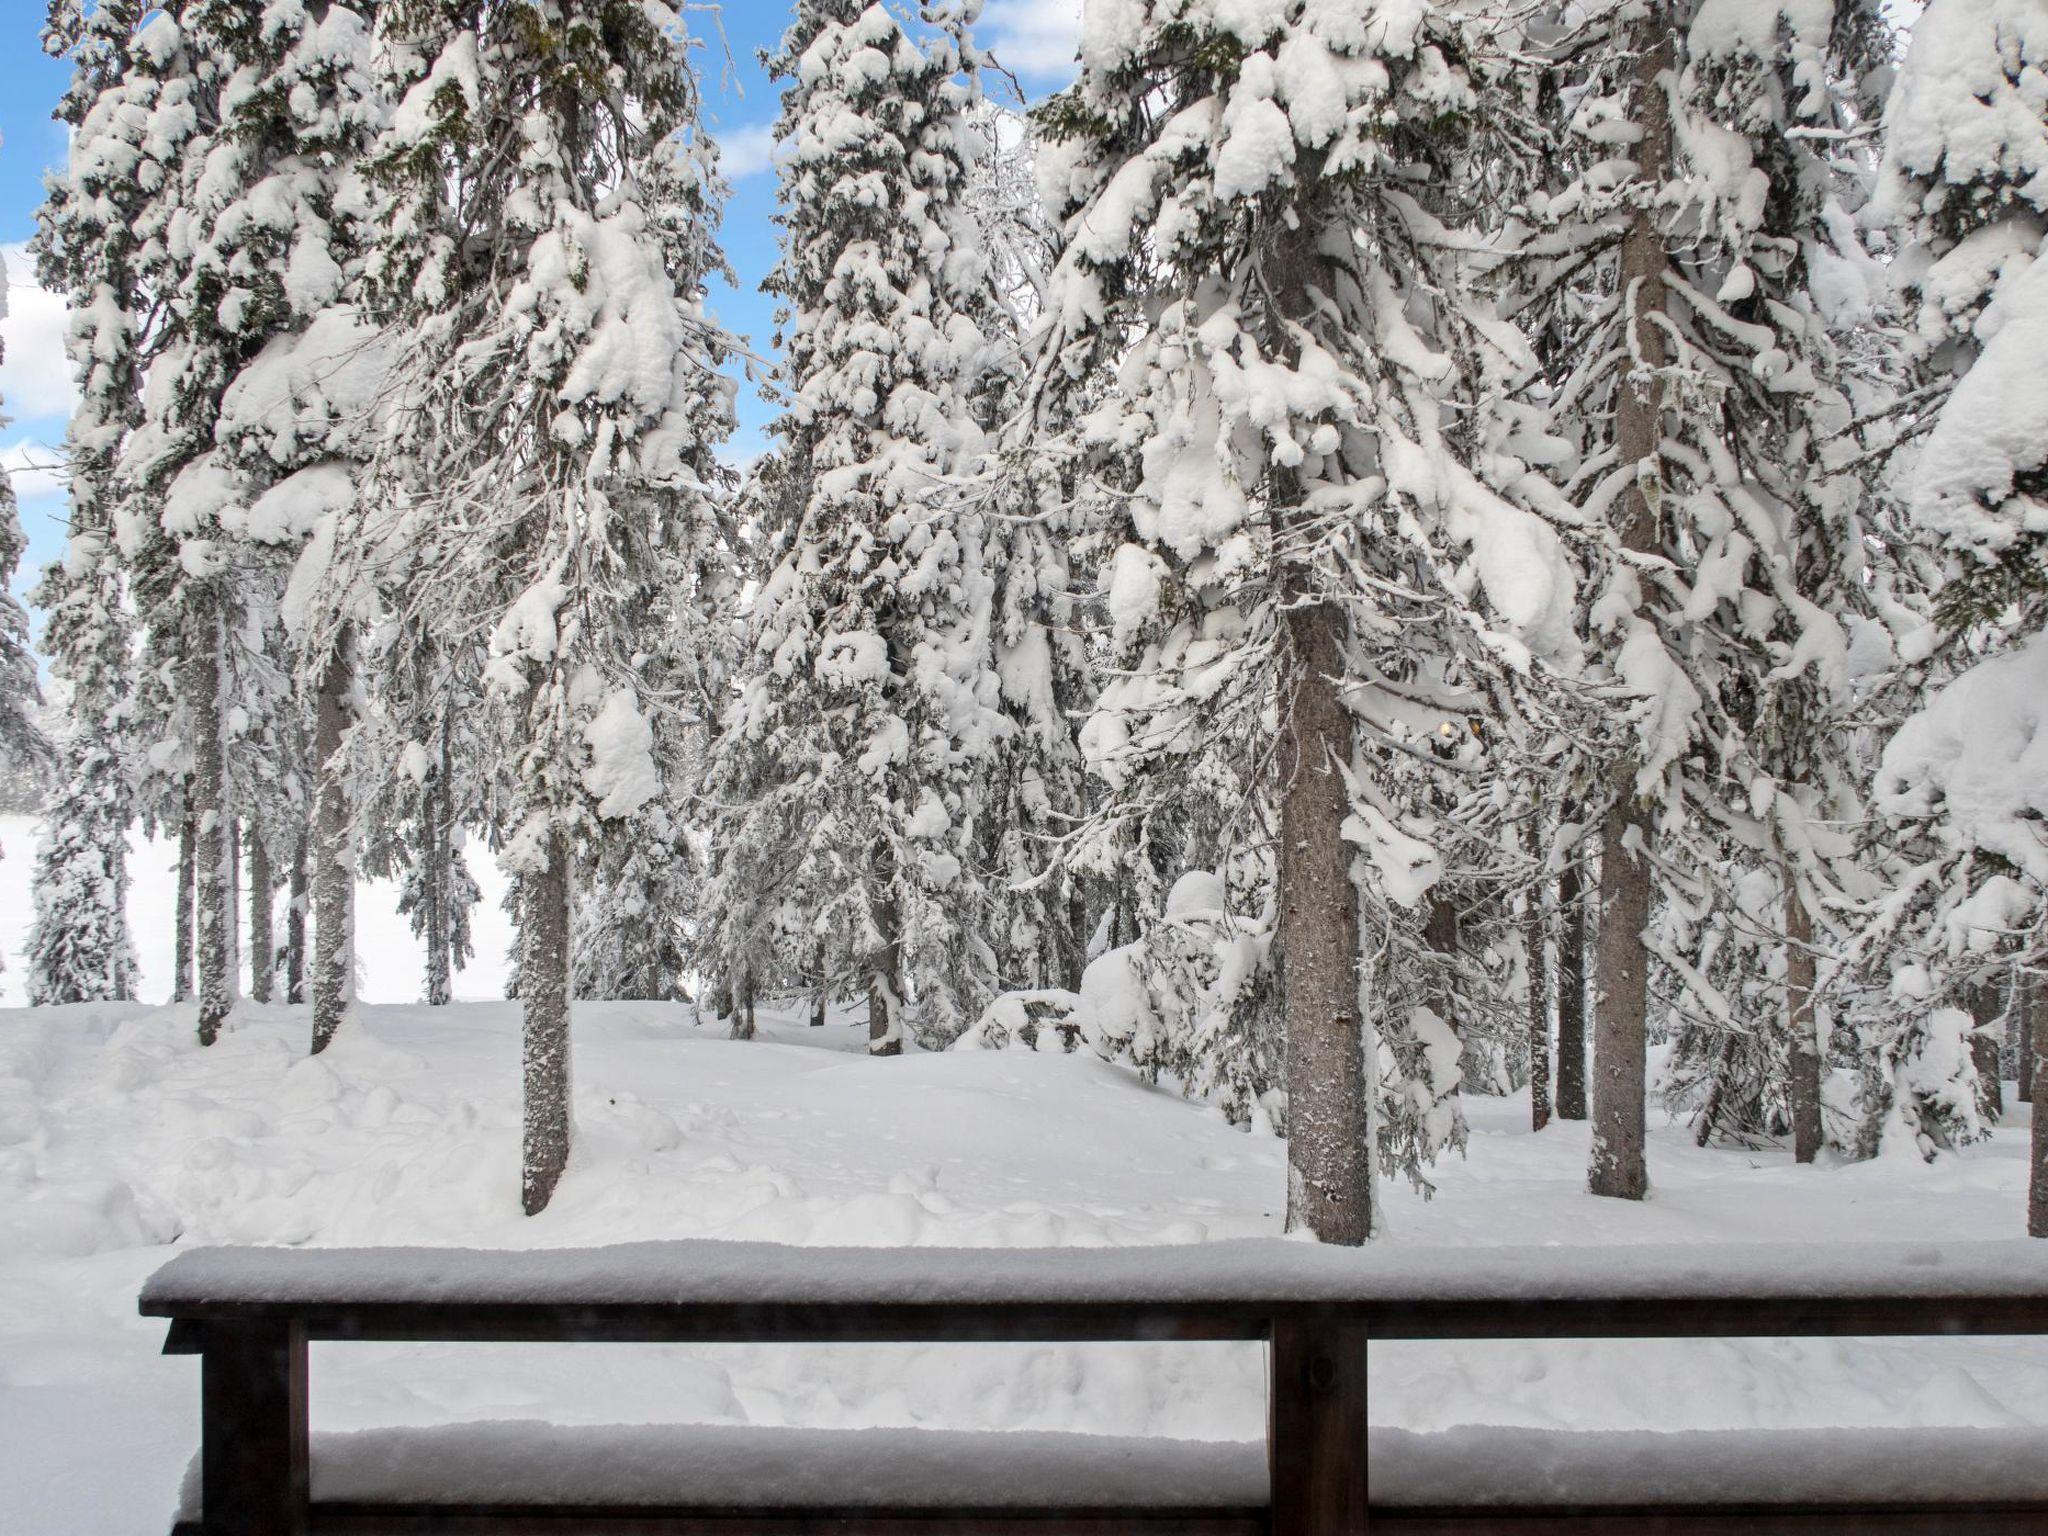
[70,2,251,1045]
[361,0,737,1214]
[1031,0,1577,1240]
[703,0,1008,1054]
[0,268,48,917]
[1508,0,1890,1187]
[186,0,389,1044]
[1854,0,2048,1222]
[24,0,149,1006]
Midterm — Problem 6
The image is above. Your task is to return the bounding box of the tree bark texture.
[868,842,905,1056]
[2019,973,2035,1106]
[1589,17,1673,1204]
[424,714,455,1006]
[174,808,196,1005]
[2029,976,2045,1236]
[248,829,273,1004]
[1970,979,2005,1122]
[1525,840,1552,1132]
[1787,881,1822,1163]
[522,825,573,1216]
[191,628,234,1048]
[285,831,307,1006]
[1278,597,1374,1246]
[311,633,354,1054]
[1556,849,1588,1121]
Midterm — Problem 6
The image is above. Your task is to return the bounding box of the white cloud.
[0,245,76,427]
[718,122,781,181]
[982,0,1083,80]
[2,439,68,500]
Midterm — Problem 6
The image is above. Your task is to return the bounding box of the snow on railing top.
[140,1237,2048,1312]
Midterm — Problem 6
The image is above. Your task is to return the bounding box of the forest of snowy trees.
[2,0,2044,1240]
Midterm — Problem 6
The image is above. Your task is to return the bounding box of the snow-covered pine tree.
[1031,0,1578,1240]
[1859,0,2048,1221]
[70,2,244,1042]
[185,0,389,1046]
[24,0,149,1006]
[703,0,1009,1054]
[361,0,737,1214]
[956,98,1100,999]
[0,251,48,919]
[1509,0,1891,1186]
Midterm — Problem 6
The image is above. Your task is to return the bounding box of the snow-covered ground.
[0,818,2045,1532]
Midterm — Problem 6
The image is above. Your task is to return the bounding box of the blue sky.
[0,0,1081,624]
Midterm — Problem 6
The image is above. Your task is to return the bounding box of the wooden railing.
[140,1238,2048,1534]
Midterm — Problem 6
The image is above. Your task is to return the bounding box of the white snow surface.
[249,1423,1270,1509]
[1,815,2046,1531]
[142,1235,2048,1311]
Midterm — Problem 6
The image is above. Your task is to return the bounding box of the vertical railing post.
[199,1319,309,1536]
[1271,1310,1368,1534]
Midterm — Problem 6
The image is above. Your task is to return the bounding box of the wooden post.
[199,1320,307,1536]
[1271,1313,1367,1534]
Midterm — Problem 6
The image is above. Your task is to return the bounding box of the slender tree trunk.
[1525,825,1551,1131]
[285,830,308,1006]
[425,713,455,1006]
[1787,880,1822,1162]
[173,808,196,1005]
[227,817,241,992]
[422,784,450,1007]
[2019,973,2034,1106]
[191,630,233,1047]
[1556,848,1588,1121]
[2031,973,2047,1237]
[248,830,273,1004]
[730,970,757,1041]
[522,825,573,1216]
[1425,890,1461,1045]
[1693,1033,1740,1148]
[1589,19,1673,1204]
[1970,979,2005,1121]
[868,846,905,1056]
[311,631,354,1054]
[811,943,827,1028]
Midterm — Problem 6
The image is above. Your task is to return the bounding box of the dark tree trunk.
[1525,826,1551,1132]
[868,846,905,1056]
[2019,974,2035,1106]
[1588,18,1672,1204]
[285,830,308,1006]
[2029,976,2045,1238]
[227,817,241,990]
[521,826,573,1216]
[422,789,449,1007]
[1970,979,2005,1122]
[174,808,197,1005]
[1425,890,1461,1042]
[1278,596,1373,1246]
[311,633,353,1055]
[1264,181,1372,1244]
[811,944,827,1028]
[424,714,455,1006]
[1556,848,1588,1121]
[1786,881,1822,1162]
[248,830,273,1004]
[731,970,757,1041]
[191,632,234,1047]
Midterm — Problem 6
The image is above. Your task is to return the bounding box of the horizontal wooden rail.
[143,1239,2048,1536]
